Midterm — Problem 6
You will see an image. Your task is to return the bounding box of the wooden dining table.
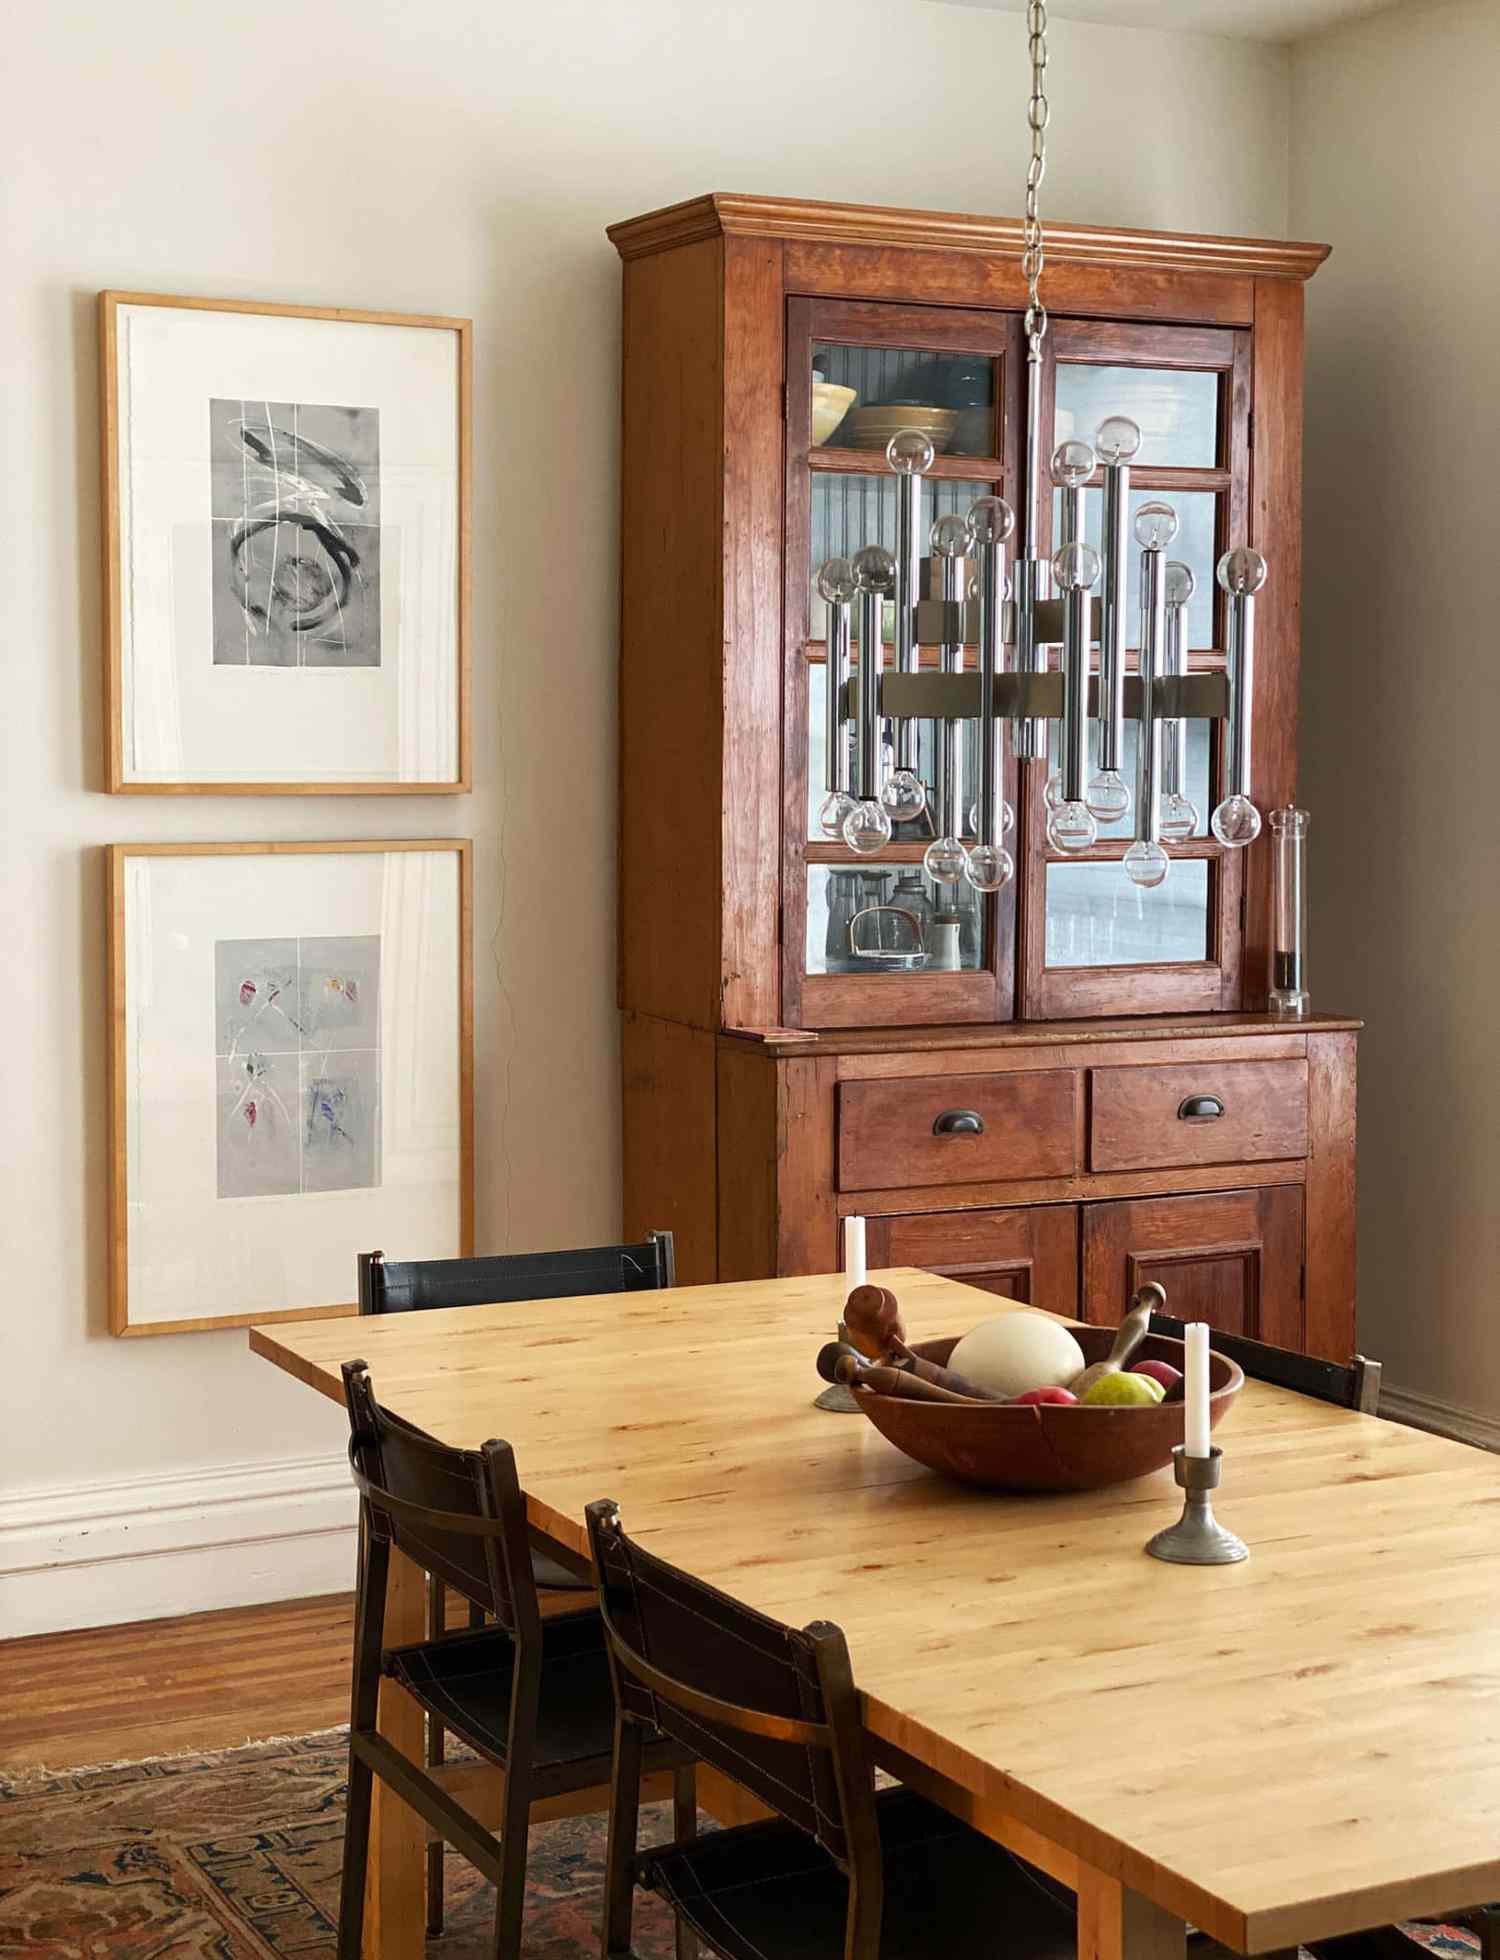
[252,1267,1500,1960]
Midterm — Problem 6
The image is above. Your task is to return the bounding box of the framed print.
[101,292,471,793]
[108,841,473,1335]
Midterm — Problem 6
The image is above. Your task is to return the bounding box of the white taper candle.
[843,1214,867,1291]
[1184,1321,1211,1458]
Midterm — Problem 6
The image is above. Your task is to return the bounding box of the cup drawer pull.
[1178,1094,1225,1121]
[933,1108,986,1137]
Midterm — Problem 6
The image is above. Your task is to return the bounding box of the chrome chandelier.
[816,0,1267,896]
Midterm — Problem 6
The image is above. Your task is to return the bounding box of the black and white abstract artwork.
[209,399,381,667]
[215,935,381,1198]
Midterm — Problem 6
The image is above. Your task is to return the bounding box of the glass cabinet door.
[1020,318,1252,1019]
[785,298,1022,1030]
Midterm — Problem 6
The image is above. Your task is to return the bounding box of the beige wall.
[3,0,1291,1623]
[1290,1,1500,1423]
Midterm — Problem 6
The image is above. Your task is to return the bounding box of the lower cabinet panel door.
[1081,1186,1304,1347]
[864,1205,1079,1318]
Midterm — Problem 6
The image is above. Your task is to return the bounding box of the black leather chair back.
[342,1360,538,1639]
[358,1231,675,1315]
[1151,1313,1380,1412]
[585,1498,878,1872]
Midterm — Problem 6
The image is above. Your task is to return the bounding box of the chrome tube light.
[1125,501,1178,889]
[1211,546,1268,848]
[814,557,858,843]
[922,514,973,889]
[1093,417,1140,827]
[1047,538,1100,854]
[966,494,1016,892]
[1160,560,1199,842]
[841,545,896,854]
[885,432,933,821]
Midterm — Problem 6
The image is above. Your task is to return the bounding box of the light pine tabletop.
[254,1267,1500,1959]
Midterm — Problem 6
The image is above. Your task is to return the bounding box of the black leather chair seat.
[641,1788,1076,1960]
[531,1547,592,1593]
[384,1615,615,1769]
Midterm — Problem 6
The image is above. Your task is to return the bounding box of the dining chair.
[584,1494,1078,1960]
[358,1230,676,1930]
[1151,1313,1382,1414]
[338,1361,696,1960]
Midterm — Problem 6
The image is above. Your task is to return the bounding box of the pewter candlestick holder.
[814,1321,861,1413]
[1146,1445,1248,1564]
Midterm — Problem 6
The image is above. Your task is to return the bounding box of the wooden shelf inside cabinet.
[612,193,1350,1370]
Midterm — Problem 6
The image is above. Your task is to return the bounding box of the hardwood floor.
[0,1592,356,1773]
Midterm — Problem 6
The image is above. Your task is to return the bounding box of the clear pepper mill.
[1269,806,1310,1017]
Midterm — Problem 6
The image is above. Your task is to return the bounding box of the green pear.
[1080,1370,1166,1408]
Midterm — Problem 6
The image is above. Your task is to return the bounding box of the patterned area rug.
[0,1730,680,1956]
[0,1731,1484,1958]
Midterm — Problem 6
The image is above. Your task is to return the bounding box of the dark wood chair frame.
[587,1495,889,1960]
[1151,1313,1382,1414]
[356,1230,676,1931]
[339,1363,695,1960]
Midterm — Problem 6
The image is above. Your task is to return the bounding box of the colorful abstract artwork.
[210,399,381,668]
[215,934,381,1198]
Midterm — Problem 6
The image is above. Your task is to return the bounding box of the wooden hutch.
[610,193,1357,1361]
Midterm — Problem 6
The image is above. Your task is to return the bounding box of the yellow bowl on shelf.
[840,404,959,454]
[812,382,857,446]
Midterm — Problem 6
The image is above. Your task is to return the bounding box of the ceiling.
[937,0,1406,42]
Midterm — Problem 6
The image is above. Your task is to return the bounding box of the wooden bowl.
[841,405,959,453]
[851,1329,1243,1492]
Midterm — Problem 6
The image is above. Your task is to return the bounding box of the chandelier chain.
[1022,0,1050,351]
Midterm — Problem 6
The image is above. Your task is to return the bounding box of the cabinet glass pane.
[808,863,985,976]
[1054,487,1217,647]
[1044,859,1210,968]
[807,665,981,845]
[1054,364,1218,468]
[811,473,991,637]
[813,344,997,458]
[1046,718,1211,840]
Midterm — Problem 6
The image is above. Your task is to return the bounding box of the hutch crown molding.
[611,193,1355,1360]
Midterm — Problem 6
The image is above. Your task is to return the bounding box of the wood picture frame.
[108,839,474,1336]
[101,291,472,794]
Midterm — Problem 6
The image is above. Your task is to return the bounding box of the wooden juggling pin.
[1067,1283,1168,1398]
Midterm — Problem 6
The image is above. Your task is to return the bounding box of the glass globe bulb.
[1086,769,1130,823]
[968,798,1015,837]
[1159,791,1199,842]
[929,513,970,559]
[818,789,857,840]
[1163,559,1196,610]
[1133,499,1179,551]
[965,843,1015,893]
[923,835,969,885]
[1211,793,1262,848]
[1123,840,1170,889]
[815,556,858,605]
[852,544,895,593]
[1043,771,1064,813]
[880,769,927,823]
[886,428,936,475]
[1051,538,1102,591]
[1046,800,1098,854]
[1094,414,1143,466]
[965,494,1016,548]
[1216,546,1269,596]
[842,798,893,854]
[967,570,1012,604]
[1050,438,1096,490]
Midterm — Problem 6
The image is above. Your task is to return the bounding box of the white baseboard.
[0,1452,356,1640]
[1380,1385,1500,1454]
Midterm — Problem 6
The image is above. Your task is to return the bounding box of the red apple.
[1130,1359,1183,1394]
[1009,1385,1078,1406]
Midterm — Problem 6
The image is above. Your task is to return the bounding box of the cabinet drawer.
[838,1070,1080,1192]
[1088,1059,1308,1172]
